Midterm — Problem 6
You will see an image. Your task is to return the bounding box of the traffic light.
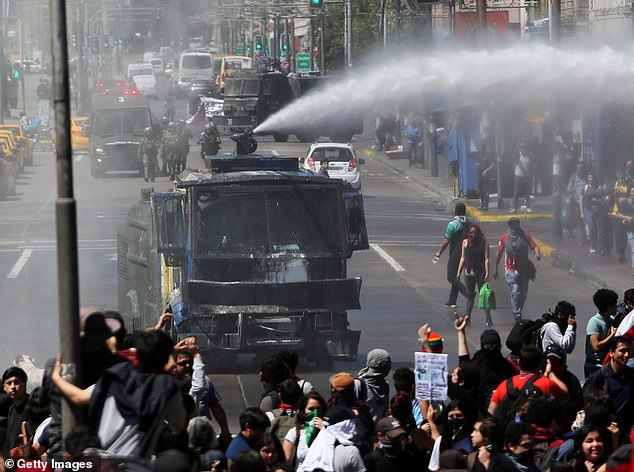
[71,33,77,48]
[154,8,161,21]
[310,0,323,8]
[280,34,289,54]
[12,64,20,80]
[255,35,263,51]
[91,37,99,53]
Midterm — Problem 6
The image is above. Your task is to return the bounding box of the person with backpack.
[488,345,568,427]
[435,202,471,309]
[493,217,541,321]
[266,379,302,444]
[540,301,577,356]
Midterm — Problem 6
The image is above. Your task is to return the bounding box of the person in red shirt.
[493,217,541,321]
[488,345,568,417]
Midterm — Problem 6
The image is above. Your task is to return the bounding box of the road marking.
[370,243,405,272]
[271,150,280,156]
[236,374,249,407]
[7,249,33,279]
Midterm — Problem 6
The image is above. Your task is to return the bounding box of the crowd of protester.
[0,289,632,472]
[564,160,634,273]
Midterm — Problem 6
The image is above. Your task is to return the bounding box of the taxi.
[0,124,33,166]
[71,116,89,152]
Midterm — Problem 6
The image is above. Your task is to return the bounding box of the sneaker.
[526,207,533,213]
[444,302,457,308]
[509,208,517,214]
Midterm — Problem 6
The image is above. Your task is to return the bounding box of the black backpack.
[505,317,547,354]
[494,375,543,430]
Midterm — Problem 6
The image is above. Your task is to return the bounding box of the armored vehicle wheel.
[296,133,319,143]
[204,349,238,373]
[273,133,289,143]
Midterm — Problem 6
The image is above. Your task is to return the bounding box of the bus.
[175,49,214,97]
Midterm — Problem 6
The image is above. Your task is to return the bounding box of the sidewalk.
[360,141,632,295]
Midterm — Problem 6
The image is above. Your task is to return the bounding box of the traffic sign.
[236,44,244,56]
[296,53,311,72]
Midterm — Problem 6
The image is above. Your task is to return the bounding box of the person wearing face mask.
[454,315,518,416]
[362,416,419,471]
[541,301,577,356]
[426,399,475,472]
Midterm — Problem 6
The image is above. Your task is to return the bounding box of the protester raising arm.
[51,354,92,407]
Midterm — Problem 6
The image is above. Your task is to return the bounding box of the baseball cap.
[329,372,354,392]
[376,416,407,439]
[545,344,566,361]
[508,217,521,226]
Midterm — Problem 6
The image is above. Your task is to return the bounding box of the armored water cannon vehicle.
[117,137,369,368]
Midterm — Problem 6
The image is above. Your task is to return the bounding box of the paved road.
[0,75,602,432]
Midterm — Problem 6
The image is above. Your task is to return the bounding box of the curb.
[467,206,553,222]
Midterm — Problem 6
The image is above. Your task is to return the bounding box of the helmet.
[205,122,216,133]
[144,127,153,137]
[161,116,169,125]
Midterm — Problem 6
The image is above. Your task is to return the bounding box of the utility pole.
[550,0,561,42]
[50,0,82,436]
[395,0,401,44]
[345,0,352,68]
[477,0,487,42]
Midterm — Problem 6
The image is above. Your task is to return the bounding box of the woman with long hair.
[457,223,492,326]
[282,391,327,471]
[571,425,608,472]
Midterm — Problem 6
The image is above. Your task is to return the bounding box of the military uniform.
[160,129,178,180]
[198,128,221,170]
[138,135,159,182]
[175,126,193,174]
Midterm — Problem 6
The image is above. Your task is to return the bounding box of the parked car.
[71,116,89,152]
[300,142,364,190]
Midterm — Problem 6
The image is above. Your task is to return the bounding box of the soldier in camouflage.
[138,127,159,182]
[197,122,221,170]
[175,120,193,175]
[160,122,179,180]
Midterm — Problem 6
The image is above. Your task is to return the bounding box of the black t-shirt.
[2,397,29,457]
[363,445,425,472]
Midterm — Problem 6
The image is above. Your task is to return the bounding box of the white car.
[133,74,157,97]
[301,142,364,189]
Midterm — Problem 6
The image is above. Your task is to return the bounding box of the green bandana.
[305,409,319,446]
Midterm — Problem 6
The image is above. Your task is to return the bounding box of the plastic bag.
[478,282,496,310]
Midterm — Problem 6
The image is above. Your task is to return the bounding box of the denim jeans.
[447,254,468,304]
[584,207,598,250]
[628,231,634,271]
[505,269,529,318]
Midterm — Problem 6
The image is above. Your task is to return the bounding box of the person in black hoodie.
[454,315,518,416]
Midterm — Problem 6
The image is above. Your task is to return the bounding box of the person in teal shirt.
[584,289,618,378]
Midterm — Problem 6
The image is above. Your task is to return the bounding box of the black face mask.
[448,419,465,438]
[379,440,405,458]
